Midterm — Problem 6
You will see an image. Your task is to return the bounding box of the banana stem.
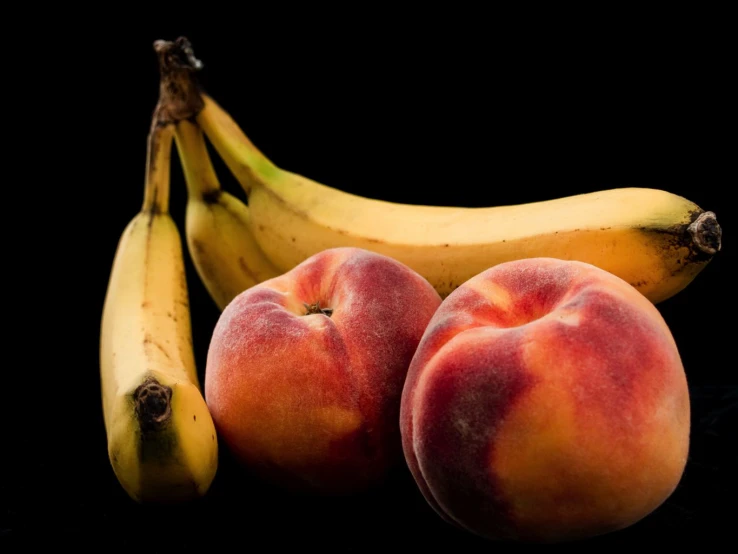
[142,123,175,214]
[142,36,204,214]
[150,37,279,198]
[174,120,222,201]
[152,37,204,123]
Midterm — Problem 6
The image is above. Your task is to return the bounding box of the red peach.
[400,257,690,542]
[205,247,442,493]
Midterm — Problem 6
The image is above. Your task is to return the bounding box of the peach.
[400,258,690,543]
[205,247,442,493]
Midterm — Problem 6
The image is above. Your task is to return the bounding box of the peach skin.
[400,257,690,543]
[205,247,442,494]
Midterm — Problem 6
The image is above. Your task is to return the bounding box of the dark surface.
[7,17,735,551]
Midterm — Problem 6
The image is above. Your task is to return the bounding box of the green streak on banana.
[99,115,217,502]
[196,93,721,304]
[174,119,280,311]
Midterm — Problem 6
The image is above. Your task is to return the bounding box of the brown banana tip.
[688,211,722,255]
[153,37,203,71]
[134,378,173,432]
[153,36,205,124]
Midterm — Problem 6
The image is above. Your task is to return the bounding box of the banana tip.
[688,211,722,255]
[152,36,205,124]
[134,378,173,432]
[153,36,203,71]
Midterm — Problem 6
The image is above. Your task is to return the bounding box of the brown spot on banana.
[201,189,222,204]
[238,256,260,283]
[143,335,173,361]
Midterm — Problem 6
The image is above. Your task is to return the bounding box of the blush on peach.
[205,247,442,494]
[400,257,690,542]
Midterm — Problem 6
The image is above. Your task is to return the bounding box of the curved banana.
[174,118,280,310]
[99,120,218,503]
[196,95,721,304]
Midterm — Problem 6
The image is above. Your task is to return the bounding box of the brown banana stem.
[142,37,205,214]
[688,211,722,255]
[153,37,205,123]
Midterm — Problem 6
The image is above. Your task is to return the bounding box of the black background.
[7,15,735,551]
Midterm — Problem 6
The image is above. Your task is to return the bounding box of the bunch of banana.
[193,93,721,304]
[174,118,280,310]
[99,59,218,500]
[164,37,722,310]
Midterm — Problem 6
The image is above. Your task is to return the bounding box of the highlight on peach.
[400,257,690,543]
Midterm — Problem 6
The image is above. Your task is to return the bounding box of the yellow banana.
[196,94,721,304]
[174,118,280,310]
[99,119,217,503]
[152,36,721,305]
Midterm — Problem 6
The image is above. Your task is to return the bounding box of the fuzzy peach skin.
[400,258,690,543]
[205,247,442,493]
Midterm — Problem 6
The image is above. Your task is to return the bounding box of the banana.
[151,36,721,305]
[174,118,280,310]
[196,94,722,304]
[99,120,217,503]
